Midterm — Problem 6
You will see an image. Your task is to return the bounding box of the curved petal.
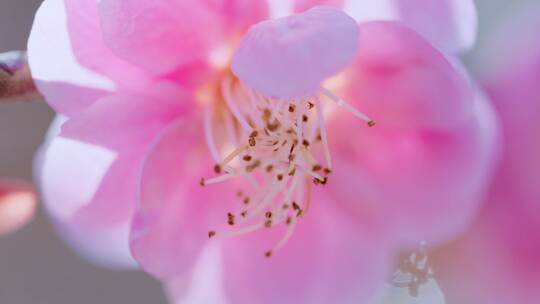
[164,243,228,304]
[220,198,391,304]
[60,82,190,151]
[0,179,37,236]
[97,0,268,75]
[35,117,136,269]
[476,3,540,208]
[326,88,500,246]
[28,0,114,116]
[345,0,477,54]
[434,7,540,303]
[64,0,150,89]
[343,21,474,131]
[432,191,540,304]
[130,119,234,280]
[232,6,359,99]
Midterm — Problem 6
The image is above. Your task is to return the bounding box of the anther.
[321,177,328,185]
[265,220,273,228]
[262,109,272,121]
[240,211,248,218]
[292,202,300,211]
[265,211,273,219]
[214,164,222,174]
[199,178,206,187]
[312,164,322,172]
[266,165,274,172]
[308,102,315,109]
[227,212,236,226]
[243,155,252,162]
[368,120,377,128]
[288,104,296,113]
[276,174,284,181]
[208,231,216,238]
[302,140,310,147]
[313,178,321,185]
[288,168,296,176]
[323,168,332,175]
[286,217,293,225]
[243,197,251,205]
[265,251,273,258]
[302,115,309,123]
[248,137,256,147]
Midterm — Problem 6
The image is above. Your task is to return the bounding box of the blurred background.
[0,0,534,303]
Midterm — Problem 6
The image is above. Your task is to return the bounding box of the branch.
[0,51,43,103]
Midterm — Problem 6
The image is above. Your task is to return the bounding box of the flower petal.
[433,7,540,303]
[232,6,359,98]
[35,117,136,269]
[97,0,268,75]
[28,0,114,116]
[64,0,149,88]
[432,191,540,304]
[220,200,391,304]
[60,82,190,151]
[130,119,234,280]
[345,0,477,53]
[327,87,499,246]
[344,21,474,131]
[0,179,37,236]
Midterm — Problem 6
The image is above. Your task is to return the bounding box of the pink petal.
[0,179,37,236]
[477,4,540,209]
[345,21,474,131]
[220,201,391,304]
[131,119,234,280]
[35,117,136,269]
[434,7,540,303]
[232,6,359,98]
[432,192,540,304]
[346,0,477,53]
[294,0,343,13]
[327,92,499,247]
[60,82,190,151]
[326,22,500,246]
[64,0,150,89]
[53,82,188,228]
[28,0,114,116]
[97,0,267,75]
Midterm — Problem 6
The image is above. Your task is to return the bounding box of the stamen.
[320,87,375,127]
[204,102,222,163]
[202,76,375,258]
[314,96,332,169]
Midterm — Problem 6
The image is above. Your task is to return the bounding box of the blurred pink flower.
[29,0,498,303]
[433,4,540,304]
[0,179,36,236]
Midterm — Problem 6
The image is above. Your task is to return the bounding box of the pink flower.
[433,4,540,303]
[0,179,36,236]
[29,0,498,303]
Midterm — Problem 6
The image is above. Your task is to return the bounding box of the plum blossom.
[0,179,36,236]
[433,4,540,303]
[29,0,498,303]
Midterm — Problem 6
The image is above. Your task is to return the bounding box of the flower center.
[199,73,375,257]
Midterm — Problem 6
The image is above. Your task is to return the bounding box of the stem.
[0,51,42,103]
